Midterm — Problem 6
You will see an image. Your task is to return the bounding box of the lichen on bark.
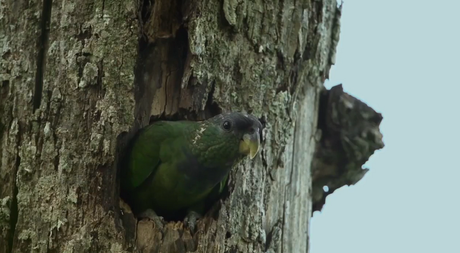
[1,0,137,251]
[0,0,355,252]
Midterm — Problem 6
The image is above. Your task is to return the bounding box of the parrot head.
[205,112,262,160]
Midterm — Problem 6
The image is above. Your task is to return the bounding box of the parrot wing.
[123,121,180,191]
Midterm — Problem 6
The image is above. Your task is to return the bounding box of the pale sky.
[310,0,460,252]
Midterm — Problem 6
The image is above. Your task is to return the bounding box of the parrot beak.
[240,132,260,159]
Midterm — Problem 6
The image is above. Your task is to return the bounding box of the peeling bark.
[0,0,350,252]
[312,85,384,212]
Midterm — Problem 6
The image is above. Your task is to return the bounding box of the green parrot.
[121,112,262,231]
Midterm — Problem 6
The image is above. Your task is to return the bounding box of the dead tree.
[0,0,383,252]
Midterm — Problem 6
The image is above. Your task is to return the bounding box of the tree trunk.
[0,0,342,252]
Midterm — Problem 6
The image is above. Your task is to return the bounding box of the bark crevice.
[6,142,20,253]
[33,0,53,111]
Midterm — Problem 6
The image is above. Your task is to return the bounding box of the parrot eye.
[222,120,232,131]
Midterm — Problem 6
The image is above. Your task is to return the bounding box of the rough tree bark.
[0,0,365,252]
